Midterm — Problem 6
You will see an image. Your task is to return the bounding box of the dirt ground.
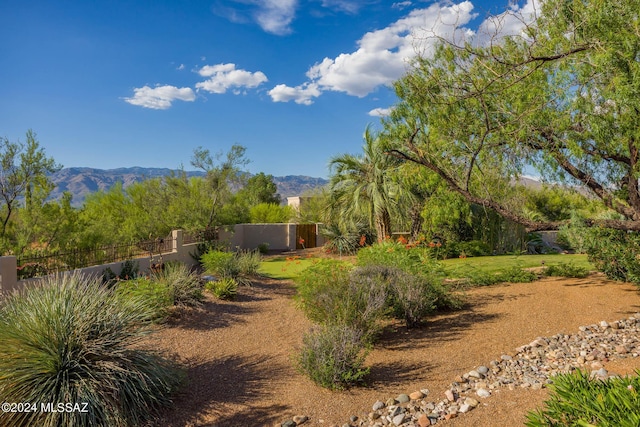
[148,257,640,427]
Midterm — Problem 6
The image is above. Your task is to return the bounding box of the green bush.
[526,370,640,427]
[236,249,262,277]
[543,262,590,279]
[456,240,492,257]
[559,220,640,283]
[102,260,140,287]
[116,277,173,320]
[200,249,260,286]
[0,273,181,427]
[356,242,458,317]
[389,273,439,328]
[206,277,238,300]
[294,259,354,324]
[498,266,538,283]
[151,262,204,307]
[200,250,239,278]
[297,324,370,390]
[357,240,425,273]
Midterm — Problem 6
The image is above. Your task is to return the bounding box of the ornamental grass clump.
[151,261,204,307]
[0,272,182,427]
[526,370,640,427]
[200,249,261,286]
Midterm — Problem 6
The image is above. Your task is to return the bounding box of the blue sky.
[1,0,531,178]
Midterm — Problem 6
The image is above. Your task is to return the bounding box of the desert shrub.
[454,265,502,287]
[116,277,173,320]
[151,262,204,307]
[452,265,538,288]
[526,370,640,427]
[583,229,640,283]
[357,240,425,273]
[205,277,238,300]
[456,240,492,257]
[0,272,181,427]
[200,250,239,278]
[236,249,262,277]
[294,259,354,324]
[342,266,392,337]
[200,249,259,286]
[297,324,370,390]
[388,273,440,328]
[103,260,140,287]
[543,262,590,278]
[357,241,458,318]
[498,266,538,283]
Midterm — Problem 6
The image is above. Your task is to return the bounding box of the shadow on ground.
[154,354,290,427]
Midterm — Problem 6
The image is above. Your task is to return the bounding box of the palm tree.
[328,127,402,242]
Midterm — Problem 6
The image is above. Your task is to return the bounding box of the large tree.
[0,130,61,238]
[191,144,249,228]
[385,0,640,231]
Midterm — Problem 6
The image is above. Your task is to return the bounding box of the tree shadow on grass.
[154,354,291,427]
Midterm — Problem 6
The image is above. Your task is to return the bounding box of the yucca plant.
[0,272,182,427]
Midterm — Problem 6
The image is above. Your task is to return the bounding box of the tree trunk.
[409,202,423,242]
[375,208,392,242]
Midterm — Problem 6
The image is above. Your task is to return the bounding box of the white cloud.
[320,0,366,13]
[368,107,392,117]
[214,0,298,35]
[392,1,412,10]
[177,64,185,70]
[268,83,321,105]
[124,85,195,110]
[255,0,297,35]
[476,0,540,44]
[271,2,477,102]
[196,63,268,94]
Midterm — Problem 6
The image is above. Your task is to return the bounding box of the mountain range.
[48,167,329,207]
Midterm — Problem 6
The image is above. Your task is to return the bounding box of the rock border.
[278,313,640,427]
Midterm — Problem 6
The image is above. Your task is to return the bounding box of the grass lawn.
[259,255,319,280]
[260,252,594,280]
[440,253,593,276]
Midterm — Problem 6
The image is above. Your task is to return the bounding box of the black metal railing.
[16,234,175,280]
[182,227,219,245]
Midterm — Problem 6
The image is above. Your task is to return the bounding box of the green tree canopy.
[0,130,61,240]
[385,0,640,231]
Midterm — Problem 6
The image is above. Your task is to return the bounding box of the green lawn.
[259,255,319,280]
[440,253,593,276]
[260,252,594,281]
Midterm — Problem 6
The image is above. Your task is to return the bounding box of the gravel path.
[149,270,640,427]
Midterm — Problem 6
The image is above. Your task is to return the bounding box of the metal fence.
[16,234,175,280]
[182,227,218,245]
